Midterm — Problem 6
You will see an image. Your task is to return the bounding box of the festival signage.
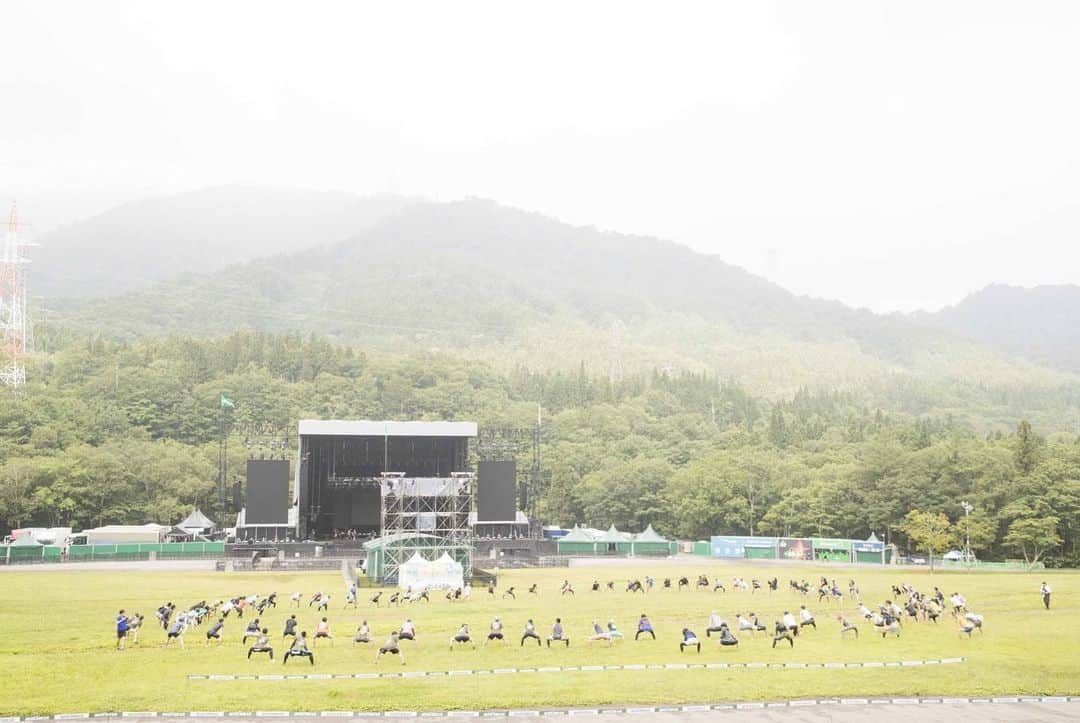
[710,535,778,558]
[778,537,813,560]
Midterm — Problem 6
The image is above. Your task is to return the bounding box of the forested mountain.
[49,198,1073,397]
[3,332,1079,566]
[14,195,1078,565]
[32,186,411,298]
[919,284,1080,373]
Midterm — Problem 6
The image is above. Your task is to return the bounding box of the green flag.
[220,394,235,410]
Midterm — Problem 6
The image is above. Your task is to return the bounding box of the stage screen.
[477,460,517,521]
[350,484,381,528]
[246,459,290,524]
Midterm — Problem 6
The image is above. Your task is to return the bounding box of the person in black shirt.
[205,618,225,645]
[282,614,298,642]
[242,618,262,643]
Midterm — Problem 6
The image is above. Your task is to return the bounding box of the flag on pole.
[220,394,235,410]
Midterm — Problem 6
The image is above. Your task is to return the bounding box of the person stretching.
[242,618,262,643]
[717,623,739,647]
[248,628,274,660]
[547,618,570,647]
[772,621,795,648]
[799,606,816,630]
[588,620,612,645]
[781,611,799,636]
[484,617,506,646]
[450,623,475,650]
[399,619,416,642]
[606,620,624,641]
[521,619,541,646]
[282,614,298,642]
[679,628,701,653]
[314,617,333,646]
[705,611,725,638]
[635,614,656,640]
[283,631,314,665]
[353,621,372,645]
[205,618,225,646]
[838,615,859,638]
[375,631,405,665]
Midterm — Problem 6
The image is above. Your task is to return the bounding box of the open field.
[0,563,1075,715]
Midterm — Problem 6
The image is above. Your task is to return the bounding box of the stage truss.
[379,472,474,585]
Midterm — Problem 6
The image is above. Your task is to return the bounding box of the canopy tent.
[631,524,674,556]
[397,551,464,591]
[596,525,629,554]
[177,509,216,532]
[555,525,599,555]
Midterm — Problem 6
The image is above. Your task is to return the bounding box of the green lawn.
[0,563,1075,715]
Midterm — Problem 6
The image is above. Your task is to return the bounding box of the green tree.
[901,509,954,571]
[1003,516,1061,567]
[1015,420,1040,475]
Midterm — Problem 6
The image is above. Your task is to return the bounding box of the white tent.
[397,552,464,591]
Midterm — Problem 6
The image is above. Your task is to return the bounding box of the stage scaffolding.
[379,471,474,584]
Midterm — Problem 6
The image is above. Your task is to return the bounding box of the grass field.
[0,562,1075,715]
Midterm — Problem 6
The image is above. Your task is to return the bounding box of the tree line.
[2,331,1078,566]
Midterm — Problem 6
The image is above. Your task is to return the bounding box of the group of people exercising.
[110,571,1038,664]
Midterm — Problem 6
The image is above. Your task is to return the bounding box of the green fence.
[3,542,225,564]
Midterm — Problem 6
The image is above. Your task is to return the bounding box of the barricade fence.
[1,542,225,565]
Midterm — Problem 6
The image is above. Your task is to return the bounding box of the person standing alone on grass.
[1041,582,1052,610]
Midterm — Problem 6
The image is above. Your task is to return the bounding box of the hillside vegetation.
[3,332,1078,565]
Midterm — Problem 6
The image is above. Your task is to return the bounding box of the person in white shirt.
[290,592,302,607]
[484,617,505,646]
[353,621,371,644]
[706,611,726,637]
[1041,582,1052,610]
[399,619,416,641]
[521,619,541,646]
[799,605,816,630]
[782,611,799,635]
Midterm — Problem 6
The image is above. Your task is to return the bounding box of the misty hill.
[919,284,1080,373]
[51,199,1073,398]
[32,185,411,298]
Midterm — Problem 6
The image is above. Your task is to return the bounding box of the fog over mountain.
[41,191,1080,387]
[31,186,411,298]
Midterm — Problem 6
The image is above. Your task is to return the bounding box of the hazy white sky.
[2,0,1078,312]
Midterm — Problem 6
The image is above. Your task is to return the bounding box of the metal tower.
[0,202,32,387]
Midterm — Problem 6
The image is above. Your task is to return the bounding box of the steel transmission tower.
[0,202,33,387]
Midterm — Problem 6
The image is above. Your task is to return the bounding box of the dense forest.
[3,331,1078,566]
